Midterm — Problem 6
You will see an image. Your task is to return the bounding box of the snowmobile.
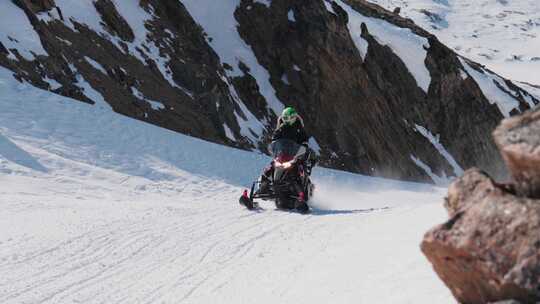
[239,139,317,213]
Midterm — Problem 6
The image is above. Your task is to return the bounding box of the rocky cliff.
[1,0,538,182]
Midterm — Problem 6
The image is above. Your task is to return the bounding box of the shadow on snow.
[0,133,48,173]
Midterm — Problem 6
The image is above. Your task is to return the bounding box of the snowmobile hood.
[275,154,294,163]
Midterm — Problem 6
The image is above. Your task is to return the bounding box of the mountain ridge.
[0,0,537,183]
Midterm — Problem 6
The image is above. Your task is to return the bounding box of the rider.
[258,106,311,194]
[272,106,309,145]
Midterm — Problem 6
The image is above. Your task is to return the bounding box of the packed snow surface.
[366,0,540,86]
[0,67,454,303]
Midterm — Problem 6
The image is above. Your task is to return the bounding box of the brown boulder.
[421,168,540,303]
[444,168,502,216]
[493,107,540,199]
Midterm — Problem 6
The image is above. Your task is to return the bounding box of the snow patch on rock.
[410,155,451,186]
[253,0,272,7]
[39,0,104,33]
[220,74,266,143]
[309,137,322,155]
[43,76,62,90]
[460,57,520,117]
[0,1,48,60]
[288,9,296,22]
[281,73,290,85]
[182,0,285,115]
[335,0,432,92]
[518,82,540,108]
[131,86,165,111]
[323,0,337,15]
[223,123,236,140]
[112,1,192,97]
[38,0,193,98]
[75,74,110,110]
[84,56,107,75]
[414,124,463,177]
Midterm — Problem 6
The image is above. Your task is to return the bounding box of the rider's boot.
[257,166,273,194]
[295,191,309,213]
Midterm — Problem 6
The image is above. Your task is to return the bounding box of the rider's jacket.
[272,118,308,145]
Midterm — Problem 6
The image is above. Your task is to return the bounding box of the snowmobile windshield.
[270,139,302,158]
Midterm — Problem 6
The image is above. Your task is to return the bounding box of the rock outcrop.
[0,0,538,182]
[233,0,540,182]
[15,0,56,13]
[493,108,540,199]
[421,107,540,304]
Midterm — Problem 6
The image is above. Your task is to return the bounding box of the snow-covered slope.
[0,67,454,303]
[367,0,540,86]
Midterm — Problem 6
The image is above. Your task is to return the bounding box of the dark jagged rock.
[232,0,537,180]
[0,42,8,55]
[14,0,55,13]
[93,0,135,42]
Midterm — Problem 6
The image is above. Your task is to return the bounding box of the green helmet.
[281,107,298,125]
